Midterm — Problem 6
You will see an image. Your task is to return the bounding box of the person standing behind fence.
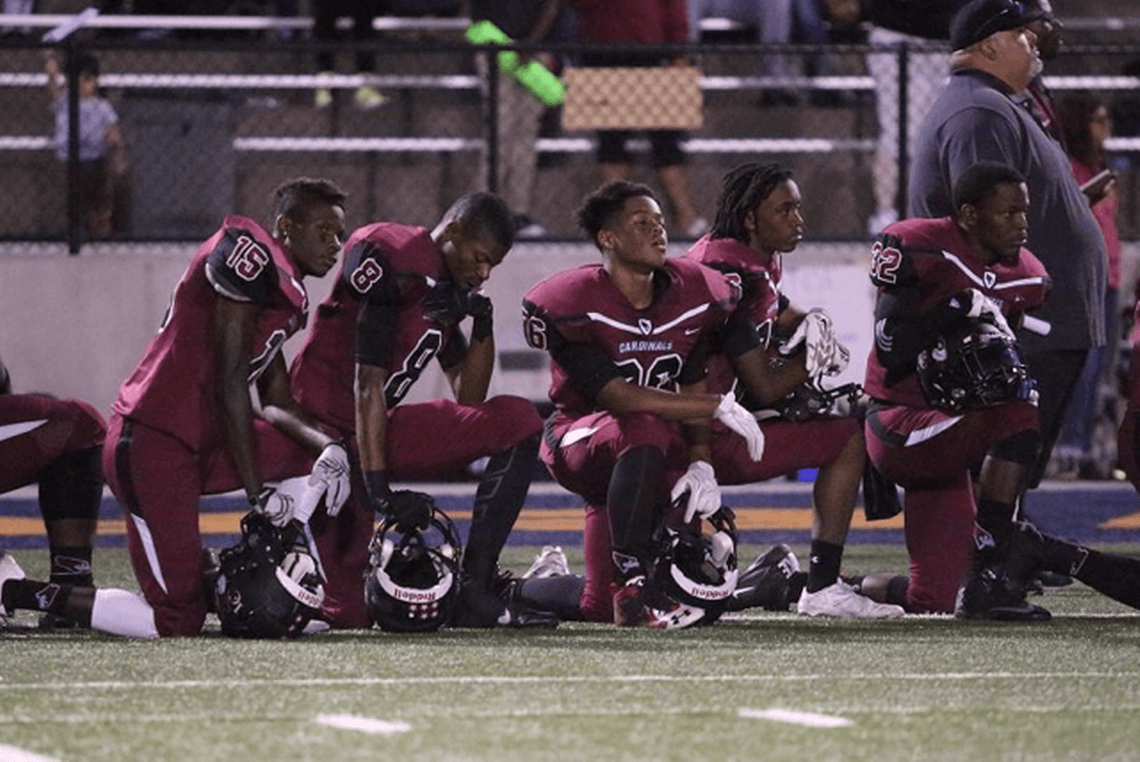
[469,0,570,238]
[313,0,389,109]
[908,0,1108,501]
[1050,92,1121,480]
[821,0,962,237]
[567,0,706,238]
[45,50,130,237]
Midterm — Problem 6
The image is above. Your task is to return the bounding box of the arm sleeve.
[436,325,468,372]
[346,240,402,369]
[356,299,399,370]
[873,287,962,372]
[523,295,623,401]
[870,236,961,372]
[718,307,763,359]
[677,334,711,387]
[549,337,623,402]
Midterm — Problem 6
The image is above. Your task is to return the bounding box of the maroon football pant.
[865,402,1039,613]
[0,394,106,494]
[105,396,542,633]
[546,411,861,622]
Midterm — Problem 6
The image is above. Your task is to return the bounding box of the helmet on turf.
[652,506,739,626]
[215,511,325,639]
[917,320,1036,413]
[364,504,462,633]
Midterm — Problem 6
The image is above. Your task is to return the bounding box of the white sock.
[91,588,159,640]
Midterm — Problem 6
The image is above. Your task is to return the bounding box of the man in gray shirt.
[909,0,1107,495]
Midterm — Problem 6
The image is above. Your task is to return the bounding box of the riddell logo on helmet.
[391,588,441,603]
[688,585,732,601]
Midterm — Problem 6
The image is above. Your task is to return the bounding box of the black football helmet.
[364,505,462,633]
[917,320,1037,413]
[215,512,325,639]
[751,354,865,422]
[652,506,740,626]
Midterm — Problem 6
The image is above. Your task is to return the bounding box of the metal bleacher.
[1,9,1139,243]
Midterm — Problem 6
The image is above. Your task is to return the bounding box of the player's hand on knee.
[671,460,722,523]
[308,442,351,517]
[784,308,845,379]
[253,485,294,527]
[714,394,766,461]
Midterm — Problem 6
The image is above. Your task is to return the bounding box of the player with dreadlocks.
[683,162,904,618]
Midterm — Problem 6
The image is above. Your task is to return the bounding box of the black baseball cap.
[950,0,1045,50]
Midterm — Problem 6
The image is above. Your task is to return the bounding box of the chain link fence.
[0,20,1138,252]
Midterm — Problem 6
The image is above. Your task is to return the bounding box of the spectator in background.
[822,0,961,236]
[908,0,1108,511]
[469,0,573,238]
[313,1,389,109]
[568,0,707,238]
[1051,92,1121,480]
[687,0,838,107]
[45,50,130,237]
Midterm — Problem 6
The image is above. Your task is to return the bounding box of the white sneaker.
[0,551,27,622]
[797,580,905,619]
[522,545,569,579]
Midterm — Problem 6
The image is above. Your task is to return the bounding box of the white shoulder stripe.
[939,251,985,288]
[652,303,711,334]
[586,303,711,336]
[940,251,1046,291]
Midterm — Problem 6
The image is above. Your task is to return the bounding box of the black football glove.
[364,470,433,532]
[423,281,494,341]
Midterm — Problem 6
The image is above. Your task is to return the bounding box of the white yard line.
[739,708,853,727]
[2,670,1138,692]
[314,714,411,735]
[0,745,62,762]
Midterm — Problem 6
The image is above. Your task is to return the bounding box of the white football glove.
[783,308,849,379]
[714,394,766,462]
[306,442,351,517]
[271,475,322,524]
[671,460,722,523]
[950,288,1014,338]
[254,485,295,527]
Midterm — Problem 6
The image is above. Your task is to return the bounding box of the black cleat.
[1035,571,1073,588]
[725,544,805,612]
[450,585,559,629]
[955,565,1051,622]
[1007,521,1074,594]
[37,612,84,631]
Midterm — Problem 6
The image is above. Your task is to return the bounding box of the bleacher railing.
[1,11,1138,252]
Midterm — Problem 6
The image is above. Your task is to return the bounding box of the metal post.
[65,40,82,255]
[485,47,499,194]
[895,42,910,221]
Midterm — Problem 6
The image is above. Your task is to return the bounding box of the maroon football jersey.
[522,258,741,418]
[863,216,1051,407]
[685,235,782,395]
[290,222,464,432]
[112,216,308,451]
